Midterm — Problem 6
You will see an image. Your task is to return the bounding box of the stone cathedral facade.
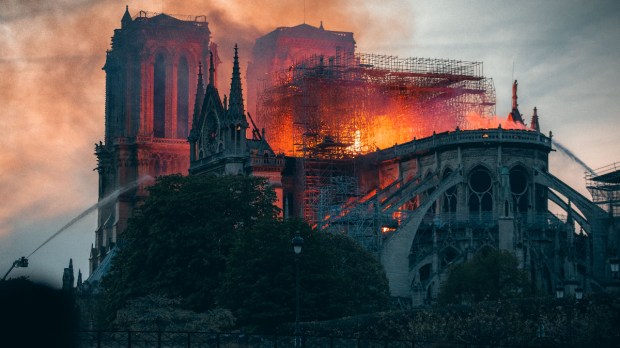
[90,8,218,273]
[82,7,620,308]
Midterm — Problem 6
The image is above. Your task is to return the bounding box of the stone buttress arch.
[381,166,463,297]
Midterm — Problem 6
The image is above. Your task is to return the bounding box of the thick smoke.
[0,0,415,239]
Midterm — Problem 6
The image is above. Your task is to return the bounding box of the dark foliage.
[297,294,620,347]
[0,278,79,348]
[100,174,279,325]
[437,249,532,304]
[101,174,391,331]
[219,218,391,331]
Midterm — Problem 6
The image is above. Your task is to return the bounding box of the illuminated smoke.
[0,1,414,238]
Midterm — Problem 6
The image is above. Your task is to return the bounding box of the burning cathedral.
[78,7,620,307]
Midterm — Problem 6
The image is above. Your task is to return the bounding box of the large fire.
[255,51,499,158]
[462,112,529,131]
[263,109,532,158]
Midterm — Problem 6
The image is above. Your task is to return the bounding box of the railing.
[376,129,551,162]
[79,331,417,348]
[109,136,189,146]
[78,331,544,348]
[249,156,285,166]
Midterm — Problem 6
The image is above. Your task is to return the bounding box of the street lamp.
[575,287,583,300]
[292,232,304,255]
[292,231,304,348]
[555,285,564,299]
[610,258,620,279]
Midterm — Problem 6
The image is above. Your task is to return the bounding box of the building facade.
[188,46,285,208]
[84,8,619,307]
[246,22,356,127]
[91,8,217,273]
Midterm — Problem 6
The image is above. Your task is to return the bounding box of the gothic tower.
[91,7,215,273]
[189,45,251,176]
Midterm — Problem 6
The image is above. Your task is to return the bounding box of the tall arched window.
[442,168,458,214]
[154,54,166,138]
[468,167,493,219]
[510,166,529,213]
[177,56,189,138]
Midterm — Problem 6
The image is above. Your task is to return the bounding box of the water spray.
[26,176,152,259]
[551,139,595,174]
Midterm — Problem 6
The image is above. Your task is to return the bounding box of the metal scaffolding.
[257,50,496,158]
[257,51,496,230]
[586,162,620,217]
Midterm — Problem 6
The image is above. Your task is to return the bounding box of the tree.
[101,174,391,331]
[437,249,532,305]
[112,295,235,332]
[101,174,279,325]
[218,218,391,331]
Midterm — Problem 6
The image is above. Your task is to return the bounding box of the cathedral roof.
[128,11,210,33]
[83,246,118,292]
[258,22,355,44]
[146,13,186,25]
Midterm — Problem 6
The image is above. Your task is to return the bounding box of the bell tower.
[91,7,215,273]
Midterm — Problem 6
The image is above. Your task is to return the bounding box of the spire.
[508,79,524,124]
[209,42,219,88]
[197,61,205,93]
[194,62,205,111]
[530,107,540,132]
[77,269,83,287]
[512,80,518,109]
[228,44,245,118]
[121,5,132,28]
[190,61,206,138]
[62,259,75,291]
[208,52,215,87]
[320,20,324,30]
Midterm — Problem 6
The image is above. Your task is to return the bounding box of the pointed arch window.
[154,54,167,138]
[177,56,189,138]
[510,166,530,213]
[468,167,493,219]
[442,169,458,214]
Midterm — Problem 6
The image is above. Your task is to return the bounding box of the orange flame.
[462,112,529,131]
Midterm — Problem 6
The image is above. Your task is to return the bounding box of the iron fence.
[78,331,551,348]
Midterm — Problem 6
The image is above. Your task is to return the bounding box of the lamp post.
[292,231,304,348]
[575,287,583,300]
[610,257,620,279]
[555,285,564,299]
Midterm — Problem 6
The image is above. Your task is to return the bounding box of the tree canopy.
[219,218,391,330]
[101,174,391,331]
[437,248,532,305]
[101,174,279,324]
[112,295,235,332]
